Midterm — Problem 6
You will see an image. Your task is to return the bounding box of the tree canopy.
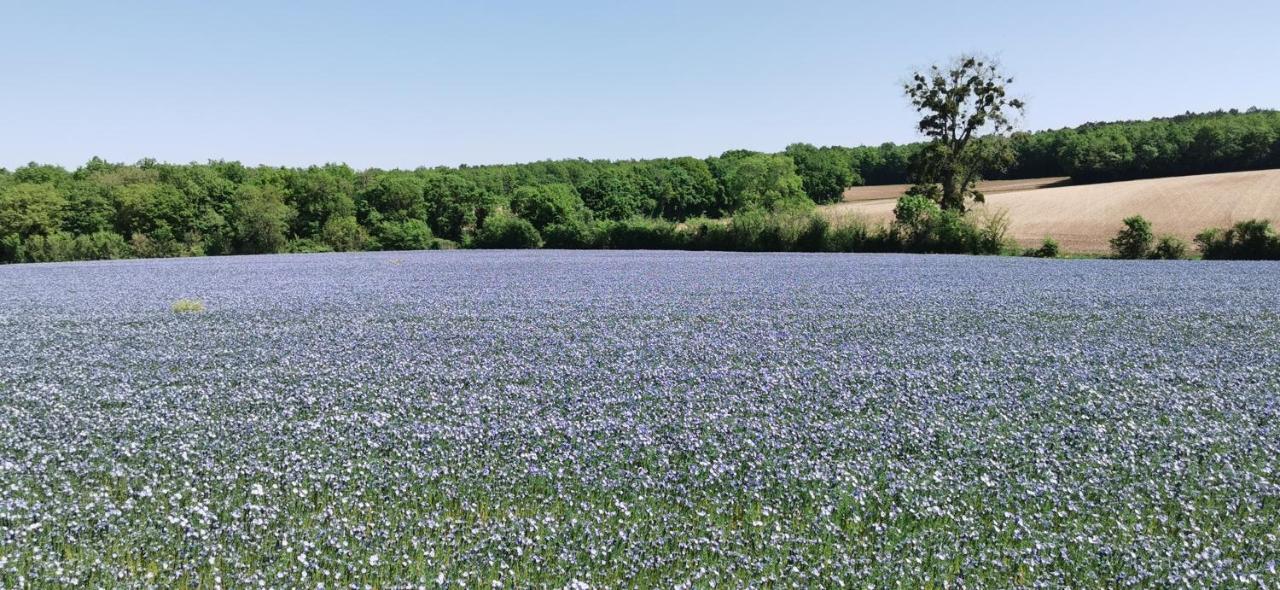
[1,107,1277,263]
[904,55,1025,211]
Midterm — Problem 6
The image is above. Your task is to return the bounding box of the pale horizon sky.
[1,0,1277,170]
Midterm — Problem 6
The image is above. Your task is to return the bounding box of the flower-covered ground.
[1,252,1278,588]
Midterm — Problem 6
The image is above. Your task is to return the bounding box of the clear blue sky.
[2,0,1277,170]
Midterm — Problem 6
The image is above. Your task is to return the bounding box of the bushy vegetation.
[1,109,1277,263]
[1150,235,1189,260]
[836,108,1280,186]
[470,213,543,249]
[1110,215,1155,259]
[1023,237,1061,258]
[1196,219,1280,260]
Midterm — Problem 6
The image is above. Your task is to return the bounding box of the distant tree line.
[1,108,1277,263]
[841,107,1280,185]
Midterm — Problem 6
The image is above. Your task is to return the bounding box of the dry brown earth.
[822,169,1280,253]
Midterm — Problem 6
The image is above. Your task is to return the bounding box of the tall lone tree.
[904,55,1024,211]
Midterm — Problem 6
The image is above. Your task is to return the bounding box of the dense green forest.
[1,108,1277,262]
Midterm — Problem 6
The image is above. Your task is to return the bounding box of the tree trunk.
[940,168,963,211]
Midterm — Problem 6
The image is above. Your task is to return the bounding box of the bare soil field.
[824,169,1280,253]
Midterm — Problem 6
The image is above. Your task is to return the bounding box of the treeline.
[840,107,1280,184]
[1,108,1278,263]
[1002,108,1280,181]
[0,152,818,262]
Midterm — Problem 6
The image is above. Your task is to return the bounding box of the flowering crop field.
[2,251,1279,588]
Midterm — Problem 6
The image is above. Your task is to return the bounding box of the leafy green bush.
[375,219,435,251]
[1195,219,1280,260]
[886,196,1008,255]
[284,239,334,254]
[1110,215,1154,259]
[892,194,940,243]
[761,211,828,252]
[472,214,543,249]
[510,184,589,231]
[1149,235,1188,260]
[597,218,681,250]
[1024,237,1061,258]
[74,231,131,260]
[539,221,596,249]
[321,215,368,252]
[21,233,77,262]
[0,231,133,263]
[824,220,871,253]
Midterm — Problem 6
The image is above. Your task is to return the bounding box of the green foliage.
[1110,215,1154,259]
[472,213,542,249]
[1036,109,1280,181]
[784,144,857,204]
[320,215,368,252]
[892,194,941,246]
[288,164,357,237]
[713,153,811,212]
[645,157,720,219]
[129,232,193,259]
[824,219,873,253]
[724,210,829,252]
[283,239,334,254]
[595,218,682,250]
[2,230,132,263]
[904,55,1024,211]
[510,184,588,230]
[231,185,296,254]
[1149,235,1188,260]
[0,183,67,238]
[2,107,1277,264]
[888,195,1009,254]
[374,219,435,251]
[12,163,71,185]
[1024,237,1061,258]
[422,172,491,242]
[359,174,426,222]
[1195,219,1280,260]
[541,221,599,249]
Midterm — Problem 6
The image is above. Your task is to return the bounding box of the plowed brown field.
[822,169,1280,253]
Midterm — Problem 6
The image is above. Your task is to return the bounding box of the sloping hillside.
[822,169,1280,253]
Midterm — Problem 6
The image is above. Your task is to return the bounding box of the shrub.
[1195,219,1280,260]
[1024,237,1061,258]
[886,196,1009,255]
[1149,235,1188,260]
[597,218,680,250]
[824,219,871,253]
[768,212,828,252]
[284,239,334,254]
[130,232,191,259]
[472,214,543,249]
[22,233,77,262]
[321,215,368,252]
[73,231,130,260]
[375,219,435,251]
[542,221,598,249]
[0,233,22,263]
[1110,215,1154,259]
[509,184,588,231]
[171,298,206,313]
[681,218,732,251]
[970,209,1013,255]
[893,194,941,243]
